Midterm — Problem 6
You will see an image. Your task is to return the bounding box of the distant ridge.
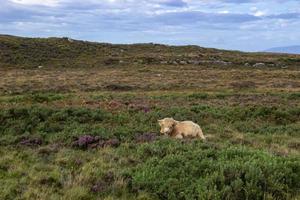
[1,34,300,68]
[265,45,300,54]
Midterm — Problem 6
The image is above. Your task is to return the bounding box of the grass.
[1,67,300,95]
[0,35,300,199]
[0,90,299,200]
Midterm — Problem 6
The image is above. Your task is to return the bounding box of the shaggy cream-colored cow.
[158,118,205,140]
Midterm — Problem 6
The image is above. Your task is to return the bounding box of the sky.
[0,0,300,51]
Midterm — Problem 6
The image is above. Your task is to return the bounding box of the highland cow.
[158,118,205,140]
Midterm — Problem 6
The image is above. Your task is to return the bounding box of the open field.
[1,65,300,94]
[0,35,300,200]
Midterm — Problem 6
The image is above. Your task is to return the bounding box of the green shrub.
[27,93,65,103]
[1,104,299,143]
[130,142,300,200]
[287,93,300,100]
[0,107,109,143]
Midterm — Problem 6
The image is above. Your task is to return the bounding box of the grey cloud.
[158,0,187,7]
[267,12,300,19]
[153,11,260,25]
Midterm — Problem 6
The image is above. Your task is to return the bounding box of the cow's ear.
[172,121,176,127]
[158,119,163,124]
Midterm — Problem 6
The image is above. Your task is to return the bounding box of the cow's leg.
[175,134,183,139]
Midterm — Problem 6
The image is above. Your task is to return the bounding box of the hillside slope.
[1,34,300,68]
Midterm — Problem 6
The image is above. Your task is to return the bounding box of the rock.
[38,65,43,69]
[188,60,201,65]
[160,61,168,64]
[213,60,231,66]
[244,63,250,66]
[179,61,188,65]
[253,63,266,67]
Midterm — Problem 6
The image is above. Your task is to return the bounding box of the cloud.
[10,0,60,6]
[154,11,260,25]
[1,0,300,51]
[268,12,300,19]
[156,0,187,7]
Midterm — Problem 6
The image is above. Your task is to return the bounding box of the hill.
[1,34,300,68]
[0,35,299,200]
[265,45,300,54]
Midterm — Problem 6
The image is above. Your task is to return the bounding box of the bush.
[287,93,300,100]
[26,93,65,103]
[0,107,109,143]
[130,142,300,200]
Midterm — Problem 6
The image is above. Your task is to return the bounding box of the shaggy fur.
[158,118,205,140]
